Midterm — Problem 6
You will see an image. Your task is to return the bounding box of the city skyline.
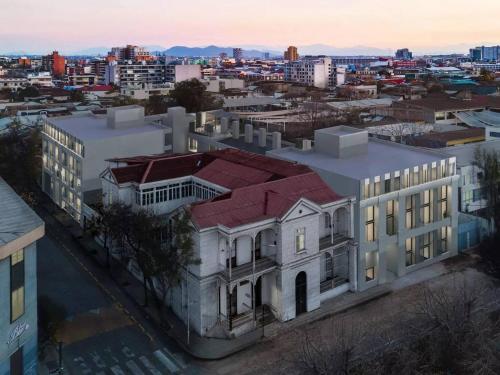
[2,0,500,55]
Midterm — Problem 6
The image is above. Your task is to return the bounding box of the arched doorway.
[295,272,307,316]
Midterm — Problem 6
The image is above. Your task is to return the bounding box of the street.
[37,210,201,375]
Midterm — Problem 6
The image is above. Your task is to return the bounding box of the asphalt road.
[37,210,202,375]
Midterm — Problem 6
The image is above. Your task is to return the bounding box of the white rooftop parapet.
[232,120,240,139]
[272,132,281,149]
[258,128,267,147]
[220,117,229,133]
[245,123,253,143]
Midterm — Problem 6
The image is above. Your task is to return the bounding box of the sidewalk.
[44,202,468,360]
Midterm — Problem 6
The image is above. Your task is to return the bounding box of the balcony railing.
[320,276,349,293]
[319,233,350,250]
[222,256,277,282]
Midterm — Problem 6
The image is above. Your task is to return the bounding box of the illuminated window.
[406,237,415,266]
[386,200,396,236]
[11,249,25,322]
[365,206,375,242]
[296,228,306,252]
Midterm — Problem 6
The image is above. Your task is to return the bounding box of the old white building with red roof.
[101,149,356,337]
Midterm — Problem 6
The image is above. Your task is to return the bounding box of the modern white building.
[165,64,202,83]
[120,83,174,100]
[105,61,166,87]
[285,57,335,89]
[269,126,459,291]
[443,139,500,214]
[41,105,193,224]
[26,72,53,87]
[202,77,245,93]
[101,149,357,337]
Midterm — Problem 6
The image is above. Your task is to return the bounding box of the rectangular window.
[296,228,306,252]
[365,206,375,242]
[420,232,432,260]
[440,227,448,253]
[365,251,376,281]
[384,179,391,193]
[11,249,25,322]
[406,195,416,229]
[394,176,401,190]
[406,237,415,266]
[422,190,432,224]
[386,200,396,236]
[374,180,381,196]
[439,185,448,219]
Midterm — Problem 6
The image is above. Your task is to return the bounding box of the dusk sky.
[2,0,500,54]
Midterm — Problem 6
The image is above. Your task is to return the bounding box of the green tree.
[479,68,495,82]
[111,96,141,107]
[473,147,500,229]
[145,95,167,115]
[70,90,85,102]
[89,203,199,316]
[16,85,40,101]
[0,122,41,193]
[169,78,222,113]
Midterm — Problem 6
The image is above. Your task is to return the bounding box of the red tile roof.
[193,158,273,189]
[109,149,345,229]
[189,172,343,229]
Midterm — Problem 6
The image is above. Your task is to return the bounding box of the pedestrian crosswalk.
[69,346,186,374]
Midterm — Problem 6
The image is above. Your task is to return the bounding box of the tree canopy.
[169,78,222,113]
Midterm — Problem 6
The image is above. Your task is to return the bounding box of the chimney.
[245,123,253,143]
[258,127,267,147]
[272,132,281,149]
[220,117,229,133]
[231,120,240,139]
[301,139,312,151]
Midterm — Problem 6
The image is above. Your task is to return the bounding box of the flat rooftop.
[443,139,500,166]
[269,139,449,180]
[0,178,44,249]
[48,113,167,141]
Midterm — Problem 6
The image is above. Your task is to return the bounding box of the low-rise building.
[101,149,357,337]
[41,105,192,224]
[165,64,202,83]
[0,178,44,375]
[269,126,459,291]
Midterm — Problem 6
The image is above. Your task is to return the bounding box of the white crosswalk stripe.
[139,356,163,375]
[110,365,126,375]
[126,359,146,375]
[154,349,180,373]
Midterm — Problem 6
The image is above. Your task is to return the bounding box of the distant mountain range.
[1,44,473,57]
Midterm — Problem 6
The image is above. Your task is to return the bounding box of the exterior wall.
[42,120,170,223]
[0,243,38,375]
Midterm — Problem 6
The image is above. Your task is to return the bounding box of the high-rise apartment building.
[232,48,243,62]
[395,48,413,60]
[284,46,299,61]
[108,45,154,62]
[42,51,66,77]
[469,45,500,62]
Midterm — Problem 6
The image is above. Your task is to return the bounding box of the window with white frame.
[296,228,306,252]
[365,206,376,242]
